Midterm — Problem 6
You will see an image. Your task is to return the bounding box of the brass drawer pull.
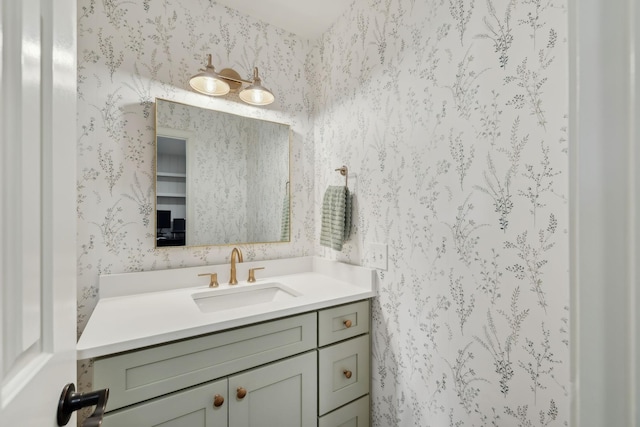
[213,394,224,407]
[343,370,352,379]
[237,387,247,399]
[343,319,352,328]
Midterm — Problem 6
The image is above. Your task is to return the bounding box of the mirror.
[155,98,291,247]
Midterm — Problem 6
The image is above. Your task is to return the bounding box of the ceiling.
[214,0,353,40]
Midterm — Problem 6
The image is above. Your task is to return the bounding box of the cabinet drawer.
[318,300,369,347]
[95,312,317,411]
[318,334,370,415]
[102,379,227,427]
[318,395,369,427]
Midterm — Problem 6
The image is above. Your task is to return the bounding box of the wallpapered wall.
[77,0,569,425]
[76,0,315,395]
[156,100,289,245]
[312,0,569,425]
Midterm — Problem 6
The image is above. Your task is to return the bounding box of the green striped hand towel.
[280,193,290,241]
[320,186,353,251]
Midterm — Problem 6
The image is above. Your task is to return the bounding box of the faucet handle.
[247,267,265,283]
[198,273,219,288]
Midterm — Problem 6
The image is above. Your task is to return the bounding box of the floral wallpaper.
[76,0,315,403]
[156,100,290,245]
[77,0,569,425]
[312,0,569,425]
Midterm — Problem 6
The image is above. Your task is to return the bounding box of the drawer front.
[318,395,370,427]
[95,312,317,411]
[318,335,370,415]
[102,379,227,427]
[318,300,369,347]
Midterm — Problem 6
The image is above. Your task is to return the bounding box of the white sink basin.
[192,282,301,313]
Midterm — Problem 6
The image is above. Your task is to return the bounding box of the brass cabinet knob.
[213,394,224,407]
[237,387,247,399]
[343,370,353,379]
[343,319,352,328]
[247,267,265,283]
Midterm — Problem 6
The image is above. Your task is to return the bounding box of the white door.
[0,0,78,426]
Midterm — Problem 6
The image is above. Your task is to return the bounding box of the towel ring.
[335,165,348,187]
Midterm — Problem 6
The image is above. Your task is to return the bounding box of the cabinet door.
[102,379,227,427]
[229,351,317,427]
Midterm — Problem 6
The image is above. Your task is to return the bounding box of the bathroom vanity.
[77,256,376,427]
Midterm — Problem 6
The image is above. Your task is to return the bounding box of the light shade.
[239,68,275,106]
[189,55,230,96]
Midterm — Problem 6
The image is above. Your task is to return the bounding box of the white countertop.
[77,257,377,360]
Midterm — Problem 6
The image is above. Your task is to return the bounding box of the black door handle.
[57,383,109,427]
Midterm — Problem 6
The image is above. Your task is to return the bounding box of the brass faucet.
[229,247,243,285]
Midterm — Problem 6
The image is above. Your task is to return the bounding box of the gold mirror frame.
[155,98,291,248]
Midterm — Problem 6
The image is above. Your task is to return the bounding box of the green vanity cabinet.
[102,352,316,427]
[91,300,371,427]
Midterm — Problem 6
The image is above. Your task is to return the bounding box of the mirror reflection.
[155,98,291,247]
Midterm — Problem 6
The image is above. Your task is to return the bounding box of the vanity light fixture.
[188,54,230,96]
[238,67,275,106]
[188,54,275,106]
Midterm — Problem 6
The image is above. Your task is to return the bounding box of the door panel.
[0,0,77,426]
[229,351,317,427]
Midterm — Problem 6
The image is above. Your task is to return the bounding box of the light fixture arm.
[217,73,251,85]
[217,68,264,86]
